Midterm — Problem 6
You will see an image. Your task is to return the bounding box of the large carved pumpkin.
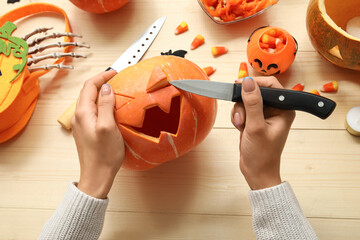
[107,56,217,170]
[69,0,129,14]
[306,0,360,71]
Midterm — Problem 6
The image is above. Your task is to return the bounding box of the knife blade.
[106,16,166,73]
[57,17,166,130]
[170,80,336,119]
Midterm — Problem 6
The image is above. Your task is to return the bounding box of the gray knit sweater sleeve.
[38,182,108,240]
[249,182,318,240]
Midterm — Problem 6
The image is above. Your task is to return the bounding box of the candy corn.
[211,46,228,57]
[174,21,188,35]
[202,66,216,76]
[321,81,338,92]
[291,83,304,91]
[238,62,249,79]
[259,29,287,53]
[310,89,320,96]
[191,34,205,50]
[261,34,276,48]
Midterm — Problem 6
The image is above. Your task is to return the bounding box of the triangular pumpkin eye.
[146,65,169,92]
[0,69,2,76]
[115,95,134,110]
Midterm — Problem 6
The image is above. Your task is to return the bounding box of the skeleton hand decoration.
[23,27,90,71]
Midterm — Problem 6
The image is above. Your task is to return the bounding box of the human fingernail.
[101,83,111,95]
[234,112,241,126]
[235,78,242,84]
[243,77,255,92]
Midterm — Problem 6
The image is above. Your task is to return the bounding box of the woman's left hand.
[72,70,125,199]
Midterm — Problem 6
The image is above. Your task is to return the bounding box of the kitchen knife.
[58,16,167,130]
[170,80,336,119]
[106,16,166,73]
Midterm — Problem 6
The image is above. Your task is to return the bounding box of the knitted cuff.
[66,181,109,213]
[38,182,109,240]
[248,182,318,240]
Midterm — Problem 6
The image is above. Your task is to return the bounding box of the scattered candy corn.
[202,66,216,76]
[174,21,188,35]
[291,83,304,91]
[191,34,205,50]
[310,89,320,96]
[321,81,338,92]
[238,62,249,79]
[211,46,228,57]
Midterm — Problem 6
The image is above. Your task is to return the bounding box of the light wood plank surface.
[1,0,360,239]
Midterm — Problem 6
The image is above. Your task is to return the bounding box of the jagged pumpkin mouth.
[126,95,181,139]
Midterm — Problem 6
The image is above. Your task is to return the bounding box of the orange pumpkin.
[69,0,129,14]
[306,0,360,71]
[107,56,217,170]
[247,26,298,75]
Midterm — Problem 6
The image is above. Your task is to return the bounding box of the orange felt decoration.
[0,3,73,143]
[247,26,298,75]
[69,0,129,14]
[108,56,217,170]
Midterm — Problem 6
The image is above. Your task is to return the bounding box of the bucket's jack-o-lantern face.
[108,56,217,170]
[247,26,298,75]
[252,58,281,75]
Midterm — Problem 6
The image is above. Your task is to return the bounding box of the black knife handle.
[232,84,336,119]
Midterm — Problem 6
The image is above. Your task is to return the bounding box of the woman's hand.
[72,70,125,199]
[231,77,295,190]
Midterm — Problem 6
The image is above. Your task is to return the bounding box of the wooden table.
[1,0,360,239]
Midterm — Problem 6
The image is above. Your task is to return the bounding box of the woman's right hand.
[231,77,295,190]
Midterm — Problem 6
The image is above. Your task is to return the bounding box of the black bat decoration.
[7,0,21,3]
[161,49,187,58]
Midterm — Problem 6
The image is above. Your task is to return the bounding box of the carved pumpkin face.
[107,56,217,170]
[247,26,298,75]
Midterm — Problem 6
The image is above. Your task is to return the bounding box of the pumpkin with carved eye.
[107,55,217,170]
[247,26,298,75]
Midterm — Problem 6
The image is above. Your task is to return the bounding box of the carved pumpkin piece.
[108,56,217,170]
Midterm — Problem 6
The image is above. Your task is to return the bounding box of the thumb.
[241,77,265,129]
[97,83,116,128]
